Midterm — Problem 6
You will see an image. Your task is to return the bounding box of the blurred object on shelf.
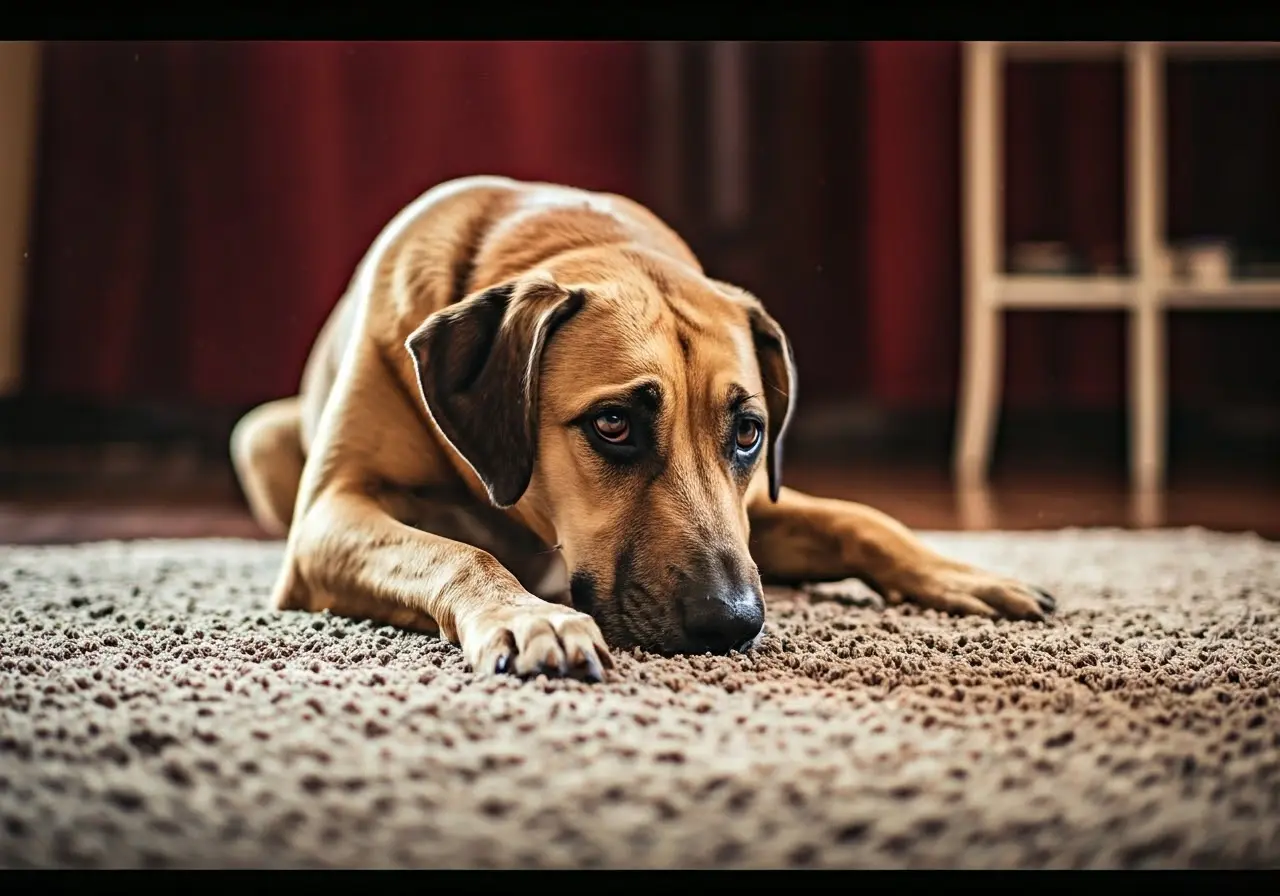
[1173,237,1233,288]
[1008,241,1077,275]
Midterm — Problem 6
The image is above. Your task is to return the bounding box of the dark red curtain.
[25,40,1280,416]
[863,41,1280,413]
[24,41,645,407]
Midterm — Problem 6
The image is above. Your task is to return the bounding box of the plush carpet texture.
[1,529,1278,869]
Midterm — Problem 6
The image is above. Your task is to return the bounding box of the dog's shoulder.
[359,177,526,339]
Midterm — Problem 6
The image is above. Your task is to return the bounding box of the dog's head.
[406,248,795,655]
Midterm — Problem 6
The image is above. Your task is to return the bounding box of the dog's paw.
[897,566,1057,621]
[801,578,886,610]
[461,598,615,683]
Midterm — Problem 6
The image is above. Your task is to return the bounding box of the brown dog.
[230,175,1055,682]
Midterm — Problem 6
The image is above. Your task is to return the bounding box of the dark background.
[3,41,1279,518]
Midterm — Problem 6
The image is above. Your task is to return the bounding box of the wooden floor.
[2,452,1278,544]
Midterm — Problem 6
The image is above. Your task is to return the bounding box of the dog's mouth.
[572,570,765,657]
[657,631,763,657]
[613,591,764,657]
[733,627,766,654]
[605,582,678,654]
[569,572,653,651]
[670,625,764,657]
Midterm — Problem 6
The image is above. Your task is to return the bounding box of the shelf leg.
[1127,41,1168,496]
[956,300,1004,486]
[1130,302,1167,496]
[954,41,1003,486]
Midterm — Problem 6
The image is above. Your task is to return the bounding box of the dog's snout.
[683,591,763,654]
[678,551,765,654]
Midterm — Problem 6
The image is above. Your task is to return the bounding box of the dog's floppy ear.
[406,275,585,508]
[747,303,797,502]
[714,281,797,503]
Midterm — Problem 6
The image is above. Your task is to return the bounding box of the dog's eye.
[593,411,631,443]
[735,417,763,452]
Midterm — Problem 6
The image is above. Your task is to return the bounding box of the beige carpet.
[1,529,1278,869]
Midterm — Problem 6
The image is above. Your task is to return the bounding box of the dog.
[231,175,1055,683]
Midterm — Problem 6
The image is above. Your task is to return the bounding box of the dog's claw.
[532,658,567,679]
[1033,586,1057,613]
[563,644,607,683]
[580,653,605,684]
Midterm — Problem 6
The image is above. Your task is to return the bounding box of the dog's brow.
[725,385,760,413]
[568,377,664,418]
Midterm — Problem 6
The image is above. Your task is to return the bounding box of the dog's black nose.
[677,552,765,654]
[683,591,764,653]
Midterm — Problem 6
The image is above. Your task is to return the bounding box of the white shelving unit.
[954,41,1280,498]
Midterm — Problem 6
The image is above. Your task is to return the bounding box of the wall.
[0,41,40,396]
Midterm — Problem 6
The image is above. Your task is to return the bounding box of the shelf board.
[990,275,1280,310]
[1162,42,1280,60]
[997,41,1280,62]
[1163,280,1280,309]
[994,275,1132,308]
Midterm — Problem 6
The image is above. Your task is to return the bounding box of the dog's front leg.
[278,485,614,681]
[748,486,1056,620]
